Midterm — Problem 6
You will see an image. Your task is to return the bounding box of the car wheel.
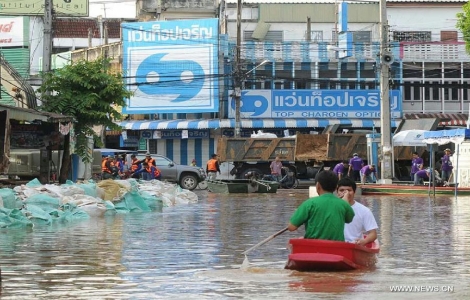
[180,174,198,190]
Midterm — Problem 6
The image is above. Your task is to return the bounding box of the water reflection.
[0,190,469,299]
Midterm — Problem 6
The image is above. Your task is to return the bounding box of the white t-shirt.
[344,201,378,242]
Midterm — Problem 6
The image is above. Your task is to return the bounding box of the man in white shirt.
[336,177,378,246]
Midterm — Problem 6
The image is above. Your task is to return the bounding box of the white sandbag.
[61,194,101,206]
[175,190,198,205]
[113,179,132,191]
[251,130,277,138]
[77,201,107,217]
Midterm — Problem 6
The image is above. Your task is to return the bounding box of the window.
[332,31,371,43]
[403,81,421,101]
[443,81,459,101]
[423,81,440,101]
[441,31,457,42]
[392,31,432,42]
[306,30,323,42]
[244,31,283,42]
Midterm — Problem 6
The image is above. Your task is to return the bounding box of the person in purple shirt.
[414,168,431,185]
[360,165,376,184]
[348,153,364,182]
[410,152,424,181]
[441,148,453,181]
[333,160,349,179]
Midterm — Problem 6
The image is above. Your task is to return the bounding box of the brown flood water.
[0,189,469,299]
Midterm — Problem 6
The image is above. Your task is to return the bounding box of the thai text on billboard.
[229,89,402,119]
[122,19,219,114]
[0,17,25,47]
[0,0,89,16]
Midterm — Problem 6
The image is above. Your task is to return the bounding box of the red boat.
[285,238,380,271]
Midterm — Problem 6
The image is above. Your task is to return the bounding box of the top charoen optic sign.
[0,0,89,17]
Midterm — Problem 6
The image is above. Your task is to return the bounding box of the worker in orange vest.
[136,153,156,180]
[206,153,220,181]
[102,156,119,179]
[130,154,142,179]
[132,162,161,180]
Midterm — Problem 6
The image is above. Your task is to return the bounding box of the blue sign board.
[120,135,139,148]
[122,19,219,114]
[229,89,402,119]
[160,130,209,139]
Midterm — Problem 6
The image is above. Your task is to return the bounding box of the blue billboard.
[229,89,402,119]
[122,19,219,114]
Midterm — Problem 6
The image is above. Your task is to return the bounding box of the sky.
[89,0,136,19]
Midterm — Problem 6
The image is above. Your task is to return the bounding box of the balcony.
[233,41,470,63]
[71,42,122,65]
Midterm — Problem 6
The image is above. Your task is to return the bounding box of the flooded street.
[1,189,470,299]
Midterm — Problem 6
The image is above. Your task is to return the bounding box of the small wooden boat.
[361,183,470,196]
[207,179,279,193]
[285,238,379,271]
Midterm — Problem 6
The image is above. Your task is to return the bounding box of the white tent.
[392,130,427,147]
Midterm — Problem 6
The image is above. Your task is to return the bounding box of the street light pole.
[234,0,242,137]
[379,0,393,183]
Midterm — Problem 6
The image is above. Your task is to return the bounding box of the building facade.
[76,0,470,166]
[223,0,470,122]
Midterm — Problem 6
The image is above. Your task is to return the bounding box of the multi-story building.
[222,0,470,126]
[80,0,470,166]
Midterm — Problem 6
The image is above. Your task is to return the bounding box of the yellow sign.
[0,0,89,17]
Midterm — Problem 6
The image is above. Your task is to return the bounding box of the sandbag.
[0,188,20,209]
[97,180,130,202]
[0,207,33,228]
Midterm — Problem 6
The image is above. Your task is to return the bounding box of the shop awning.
[404,113,468,126]
[0,104,73,123]
[118,118,401,130]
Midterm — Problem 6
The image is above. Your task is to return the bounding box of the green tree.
[457,2,470,53]
[38,57,131,183]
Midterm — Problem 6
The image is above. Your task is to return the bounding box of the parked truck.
[218,133,418,180]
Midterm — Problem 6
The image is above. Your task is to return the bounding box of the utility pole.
[379,0,393,183]
[234,0,242,137]
[42,0,53,76]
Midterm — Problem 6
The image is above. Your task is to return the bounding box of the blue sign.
[160,130,209,139]
[229,89,402,119]
[122,19,219,114]
[120,135,139,148]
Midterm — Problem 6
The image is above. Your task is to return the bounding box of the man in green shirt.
[288,170,355,241]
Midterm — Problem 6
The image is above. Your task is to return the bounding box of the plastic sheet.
[0,188,20,209]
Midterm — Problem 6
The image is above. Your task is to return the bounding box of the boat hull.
[207,179,279,193]
[361,184,470,196]
[285,238,379,272]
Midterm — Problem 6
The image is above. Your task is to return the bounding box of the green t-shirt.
[289,193,355,241]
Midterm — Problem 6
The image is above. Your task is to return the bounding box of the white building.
[224,0,470,125]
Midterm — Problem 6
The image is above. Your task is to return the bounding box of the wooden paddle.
[242,227,288,255]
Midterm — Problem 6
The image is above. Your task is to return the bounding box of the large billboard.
[122,19,219,114]
[0,17,26,47]
[229,89,402,119]
[0,0,89,17]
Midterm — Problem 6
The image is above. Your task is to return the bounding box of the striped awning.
[404,113,468,126]
[118,118,401,130]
